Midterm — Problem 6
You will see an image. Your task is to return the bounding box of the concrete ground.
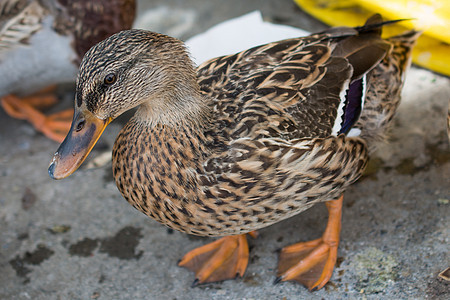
[0,0,449,299]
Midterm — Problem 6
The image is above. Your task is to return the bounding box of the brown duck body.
[48,14,420,289]
[110,23,418,237]
[114,121,366,236]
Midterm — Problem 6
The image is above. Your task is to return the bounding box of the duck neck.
[135,81,211,130]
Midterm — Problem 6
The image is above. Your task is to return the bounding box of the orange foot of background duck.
[1,88,72,143]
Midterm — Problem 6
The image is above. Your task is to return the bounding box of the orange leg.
[1,89,72,143]
[276,195,343,291]
[178,231,257,285]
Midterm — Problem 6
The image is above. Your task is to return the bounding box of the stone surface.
[1,0,449,299]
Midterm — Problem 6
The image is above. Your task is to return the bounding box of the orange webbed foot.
[1,92,73,143]
[178,231,257,285]
[276,195,343,290]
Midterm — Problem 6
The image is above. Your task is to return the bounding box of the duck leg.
[1,88,72,143]
[179,231,257,285]
[276,195,343,290]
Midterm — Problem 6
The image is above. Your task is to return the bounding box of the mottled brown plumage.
[355,30,420,142]
[113,124,367,236]
[49,14,420,290]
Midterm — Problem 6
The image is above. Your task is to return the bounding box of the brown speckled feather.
[114,121,368,236]
[110,28,417,236]
[63,18,419,237]
[197,37,353,140]
[355,30,421,141]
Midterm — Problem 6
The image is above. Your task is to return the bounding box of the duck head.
[48,29,202,179]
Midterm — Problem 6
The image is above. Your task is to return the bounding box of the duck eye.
[104,73,116,85]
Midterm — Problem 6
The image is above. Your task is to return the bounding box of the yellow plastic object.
[294,0,450,76]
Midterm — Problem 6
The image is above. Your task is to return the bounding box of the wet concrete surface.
[0,0,449,299]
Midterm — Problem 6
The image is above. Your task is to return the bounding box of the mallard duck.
[48,14,419,290]
[0,0,135,142]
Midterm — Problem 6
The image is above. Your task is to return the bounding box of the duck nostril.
[75,119,86,132]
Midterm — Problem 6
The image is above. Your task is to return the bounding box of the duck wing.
[197,14,393,141]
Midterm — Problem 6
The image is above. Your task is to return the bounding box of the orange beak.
[48,107,111,180]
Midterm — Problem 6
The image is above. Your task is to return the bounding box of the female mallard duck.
[49,15,419,290]
[0,0,135,142]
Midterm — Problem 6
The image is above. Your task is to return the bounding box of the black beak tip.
[48,161,56,179]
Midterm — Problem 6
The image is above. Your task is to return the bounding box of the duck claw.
[179,233,254,284]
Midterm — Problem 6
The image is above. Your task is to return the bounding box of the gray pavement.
[1,0,449,299]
